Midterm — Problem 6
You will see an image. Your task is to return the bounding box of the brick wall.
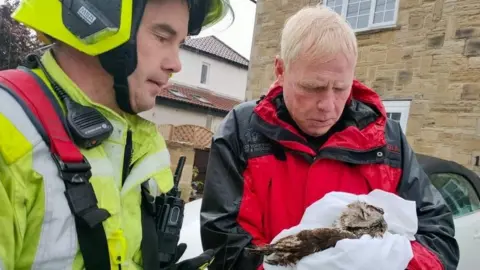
[246,0,480,172]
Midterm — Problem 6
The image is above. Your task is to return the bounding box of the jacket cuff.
[407,241,444,270]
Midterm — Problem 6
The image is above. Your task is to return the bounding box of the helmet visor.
[187,0,235,39]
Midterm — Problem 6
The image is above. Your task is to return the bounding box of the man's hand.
[162,243,215,270]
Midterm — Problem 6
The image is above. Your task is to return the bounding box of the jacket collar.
[33,50,127,123]
[32,50,173,195]
[252,79,388,154]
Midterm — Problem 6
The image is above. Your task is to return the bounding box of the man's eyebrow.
[301,81,326,87]
[152,23,186,43]
[153,23,177,36]
[333,82,348,88]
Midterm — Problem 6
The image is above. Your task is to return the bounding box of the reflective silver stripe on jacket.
[121,149,171,196]
[0,90,77,269]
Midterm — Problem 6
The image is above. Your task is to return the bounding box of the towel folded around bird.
[262,189,417,270]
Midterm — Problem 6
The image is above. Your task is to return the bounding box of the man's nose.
[316,88,336,112]
[164,49,182,74]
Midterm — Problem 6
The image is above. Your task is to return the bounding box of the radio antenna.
[168,156,186,197]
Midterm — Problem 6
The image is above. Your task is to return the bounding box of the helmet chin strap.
[98,0,147,115]
[98,0,212,115]
[98,45,137,115]
[113,74,135,114]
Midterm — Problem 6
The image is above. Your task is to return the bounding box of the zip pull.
[108,229,126,269]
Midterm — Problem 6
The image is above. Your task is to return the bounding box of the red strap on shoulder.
[0,69,83,163]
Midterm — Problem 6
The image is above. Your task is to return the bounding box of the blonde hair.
[280,5,358,68]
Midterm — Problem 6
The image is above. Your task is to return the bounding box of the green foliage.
[190,166,205,201]
[0,0,42,70]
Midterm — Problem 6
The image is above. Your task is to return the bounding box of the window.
[430,173,480,218]
[324,0,399,32]
[168,89,188,99]
[200,62,210,85]
[386,112,401,121]
[192,95,211,104]
[382,100,411,133]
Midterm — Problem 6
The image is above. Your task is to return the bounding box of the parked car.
[415,154,480,270]
[179,154,480,269]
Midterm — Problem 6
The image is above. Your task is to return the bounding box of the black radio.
[156,156,187,268]
[23,53,113,149]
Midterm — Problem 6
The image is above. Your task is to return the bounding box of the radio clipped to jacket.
[156,156,187,268]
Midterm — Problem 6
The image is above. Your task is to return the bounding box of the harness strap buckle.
[51,152,92,183]
[52,153,110,228]
[64,182,111,227]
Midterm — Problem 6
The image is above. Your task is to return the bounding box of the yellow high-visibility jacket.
[0,50,174,269]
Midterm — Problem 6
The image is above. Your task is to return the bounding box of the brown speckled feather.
[246,228,358,266]
[246,201,388,266]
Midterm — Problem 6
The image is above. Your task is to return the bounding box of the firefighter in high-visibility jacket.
[0,0,234,269]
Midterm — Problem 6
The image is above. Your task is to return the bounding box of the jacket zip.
[119,129,132,270]
[265,178,272,241]
[122,129,133,186]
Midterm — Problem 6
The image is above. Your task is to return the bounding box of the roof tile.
[158,83,242,113]
[182,36,249,67]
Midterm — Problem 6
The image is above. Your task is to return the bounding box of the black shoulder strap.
[0,68,112,269]
[141,181,160,270]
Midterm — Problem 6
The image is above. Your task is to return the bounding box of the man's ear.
[274,55,285,85]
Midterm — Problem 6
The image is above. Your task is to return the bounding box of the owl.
[246,201,388,266]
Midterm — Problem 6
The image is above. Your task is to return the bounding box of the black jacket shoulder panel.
[200,100,264,269]
[383,119,403,168]
[215,100,277,160]
[214,101,256,139]
[395,123,460,270]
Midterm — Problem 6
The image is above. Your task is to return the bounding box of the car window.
[430,173,480,217]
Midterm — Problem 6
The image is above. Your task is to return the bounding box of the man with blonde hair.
[200,5,459,270]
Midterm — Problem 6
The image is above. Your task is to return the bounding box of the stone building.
[246,0,480,173]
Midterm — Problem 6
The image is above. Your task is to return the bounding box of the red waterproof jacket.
[200,80,459,270]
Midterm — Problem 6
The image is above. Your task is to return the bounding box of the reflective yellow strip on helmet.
[204,0,229,25]
[11,0,133,56]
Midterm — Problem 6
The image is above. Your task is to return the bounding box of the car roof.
[416,153,480,196]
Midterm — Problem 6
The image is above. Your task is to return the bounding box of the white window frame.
[200,62,210,85]
[382,100,411,133]
[323,0,400,33]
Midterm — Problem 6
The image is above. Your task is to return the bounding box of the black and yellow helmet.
[11,0,234,113]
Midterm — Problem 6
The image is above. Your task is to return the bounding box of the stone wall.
[246,0,480,172]
[354,0,480,172]
[245,0,319,100]
[166,141,196,202]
